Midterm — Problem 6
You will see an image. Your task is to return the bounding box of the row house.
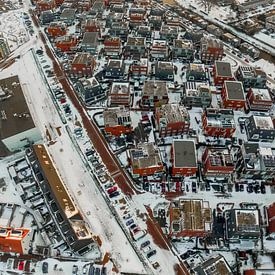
[129,143,163,176]
[69,52,96,78]
[171,140,197,177]
[109,82,131,107]
[245,115,275,142]
[36,0,55,12]
[75,77,104,105]
[141,80,168,109]
[160,26,179,41]
[47,22,67,38]
[137,25,151,39]
[183,82,212,108]
[246,88,273,111]
[148,15,162,30]
[55,35,77,52]
[172,39,194,61]
[235,65,267,90]
[155,61,174,81]
[236,142,275,180]
[81,19,101,34]
[129,58,148,76]
[200,36,223,64]
[105,59,125,79]
[155,103,190,137]
[202,147,234,177]
[129,13,145,28]
[213,61,234,86]
[103,37,122,58]
[169,199,211,238]
[221,81,246,110]
[81,32,99,54]
[186,63,207,82]
[103,107,132,136]
[124,37,147,58]
[202,108,236,138]
[109,22,129,41]
[150,40,169,60]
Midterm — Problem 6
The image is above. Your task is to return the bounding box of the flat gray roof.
[224,81,245,100]
[0,76,35,140]
[215,61,233,77]
[173,140,196,168]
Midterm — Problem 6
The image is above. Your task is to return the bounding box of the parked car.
[140,240,150,249]
[147,249,157,258]
[261,184,266,194]
[192,182,197,193]
[107,186,117,194]
[235,183,239,192]
[126,219,134,226]
[42,262,48,274]
[123,213,131,220]
[239,184,244,192]
[109,191,120,198]
[72,265,78,274]
[247,184,253,193]
[104,182,114,189]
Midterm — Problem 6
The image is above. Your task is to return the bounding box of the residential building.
[225,209,261,242]
[141,80,168,109]
[27,144,97,255]
[0,76,41,155]
[169,199,212,237]
[148,15,162,30]
[237,0,271,11]
[155,104,190,137]
[39,10,55,25]
[75,77,104,105]
[160,26,178,40]
[137,26,152,38]
[47,22,67,38]
[104,107,132,136]
[129,58,148,76]
[105,59,125,79]
[36,0,55,12]
[266,14,275,31]
[240,42,260,59]
[129,13,145,28]
[171,140,197,177]
[82,19,101,33]
[183,82,212,108]
[0,227,33,254]
[0,38,10,61]
[91,0,104,13]
[81,32,99,54]
[129,143,163,176]
[246,88,272,111]
[109,82,131,107]
[124,37,146,58]
[202,147,234,176]
[69,52,96,78]
[267,203,275,238]
[103,37,122,58]
[235,66,267,89]
[55,35,77,52]
[186,63,207,82]
[155,62,174,81]
[194,255,233,275]
[244,269,275,275]
[213,61,234,86]
[245,115,275,142]
[221,81,246,110]
[106,12,124,28]
[202,109,236,138]
[60,8,75,25]
[236,143,275,180]
[222,32,241,47]
[200,36,223,64]
[150,40,169,60]
[172,39,194,61]
[109,22,129,41]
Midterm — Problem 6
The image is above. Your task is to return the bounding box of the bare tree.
[198,0,213,14]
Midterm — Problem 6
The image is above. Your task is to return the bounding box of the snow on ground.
[252,58,275,83]
[0,7,29,52]
[1,50,147,274]
[254,31,275,49]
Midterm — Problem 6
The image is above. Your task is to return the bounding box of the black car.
[247,184,253,193]
[141,240,150,249]
[42,262,48,274]
[261,184,266,194]
[147,249,156,258]
[109,191,120,198]
[101,267,107,275]
[254,185,260,193]
[192,182,197,193]
[239,184,244,192]
[235,183,239,192]
[95,267,101,275]
[205,182,211,191]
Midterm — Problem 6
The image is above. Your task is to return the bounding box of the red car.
[18,261,25,271]
[107,186,117,194]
